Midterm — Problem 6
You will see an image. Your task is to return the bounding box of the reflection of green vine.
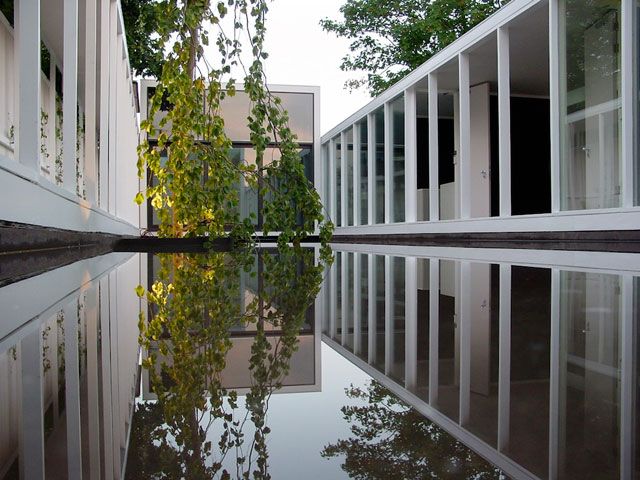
[40,110,50,164]
[76,111,86,199]
[42,325,51,374]
[9,345,17,362]
[56,310,65,387]
[8,124,15,144]
[131,244,329,478]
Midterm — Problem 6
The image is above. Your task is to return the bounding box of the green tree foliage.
[131,245,329,478]
[121,0,165,78]
[137,0,333,247]
[322,381,506,479]
[320,0,509,96]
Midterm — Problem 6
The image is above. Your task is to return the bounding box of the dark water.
[1,245,638,479]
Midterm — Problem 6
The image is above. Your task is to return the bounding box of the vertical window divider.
[353,124,361,226]
[367,113,375,224]
[622,0,635,207]
[405,86,417,223]
[384,102,393,223]
[428,73,440,222]
[340,130,347,227]
[498,26,512,217]
[458,53,471,219]
[549,0,561,213]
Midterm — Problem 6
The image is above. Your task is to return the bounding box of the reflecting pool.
[1,245,639,479]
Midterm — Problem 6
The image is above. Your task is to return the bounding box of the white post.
[368,254,376,364]
[549,0,561,213]
[341,251,348,346]
[353,252,362,355]
[459,260,471,425]
[353,124,361,226]
[428,73,440,221]
[329,137,337,223]
[340,131,347,227]
[85,0,98,203]
[99,0,110,209]
[108,272,121,478]
[108,1,118,214]
[20,328,45,479]
[367,113,375,224]
[384,255,393,374]
[86,285,101,479]
[405,256,417,391]
[63,0,79,194]
[64,299,83,479]
[99,277,114,480]
[17,0,41,172]
[498,26,512,217]
[405,86,417,223]
[329,258,337,340]
[498,264,511,452]
[428,259,439,406]
[621,0,634,208]
[384,101,393,223]
[458,53,471,219]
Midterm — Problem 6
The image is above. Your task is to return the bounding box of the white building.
[0,0,140,238]
[321,0,640,238]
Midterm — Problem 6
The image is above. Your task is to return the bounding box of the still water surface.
[0,245,638,479]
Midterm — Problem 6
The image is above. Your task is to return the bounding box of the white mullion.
[428,259,440,406]
[384,255,393,375]
[340,130,348,227]
[17,0,40,171]
[86,285,101,479]
[368,254,376,364]
[85,0,98,203]
[620,275,635,479]
[99,0,110,210]
[550,0,561,213]
[405,257,418,391]
[341,252,348,346]
[498,26,512,217]
[63,0,79,194]
[99,278,115,480]
[329,137,336,223]
[549,268,561,480]
[367,113,375,224]
[329,258,337,340]
[405,86,417,223]
[64,298,83,479]
[353,124,361,226]
[458,53,471,219]
[107,0,118,214]
[384,101,393,223]
[428,73,440,221]
[621,0,634,207]
[498,264,511,452]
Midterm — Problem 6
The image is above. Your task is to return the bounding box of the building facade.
[321,0,640,237]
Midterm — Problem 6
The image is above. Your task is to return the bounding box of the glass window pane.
[392,96,405,222]
[560,1,621,210]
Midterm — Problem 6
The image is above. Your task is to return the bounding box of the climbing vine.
[136,0,333,246]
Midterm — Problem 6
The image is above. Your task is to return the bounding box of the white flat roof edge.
[321,0,545,141]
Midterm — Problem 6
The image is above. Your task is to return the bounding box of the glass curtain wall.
[374,109,385,223]
[560,0,622,210]
[359,119,368,224]
[391,96,405,222]
[346,129,354,226]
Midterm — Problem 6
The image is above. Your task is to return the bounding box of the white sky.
[258,0,372,135]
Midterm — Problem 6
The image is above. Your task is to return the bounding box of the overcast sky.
[258,0,372,135]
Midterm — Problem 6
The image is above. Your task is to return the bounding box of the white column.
[340,131,347,227]
[86,286,101,479]
[428,73,440,221]
[384,255,393,374]
[384,101,393,223]
[64,299,83,479]
[428,259,439,406]
[549,268,561,480]
[341,251,348,346]
[498,264,511,452]
[329,258,337,340]
[367,113,375,224]
[84,0,98,203]
[459,261,471,425]
[498,26,512,217]
[20,328,45,479]
[549,0,561,213]
[107,1,118,215]
[405,86,417,223]
[99,277,114,480]
[108,272,121,478]
[405,257,417,391]
[368,254,376,363]
[329,137,337,223]
[17,0,41,172]
[621,0,635,208]
[99,0,110,209]
[353,124,361,226]
[63,0,79,194]
[458,53,471,219]
[353,252,362,355]
[620,275,635,479]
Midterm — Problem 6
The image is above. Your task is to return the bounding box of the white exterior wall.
[0,2,140,235]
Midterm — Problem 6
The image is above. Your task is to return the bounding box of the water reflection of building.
[0,253,145,479]
[140,250,322,400]
[322,245,640,480]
